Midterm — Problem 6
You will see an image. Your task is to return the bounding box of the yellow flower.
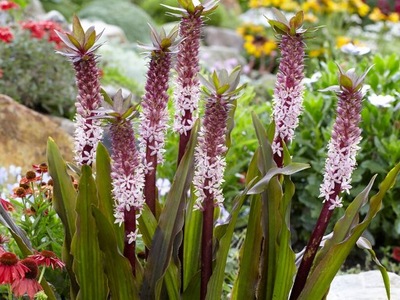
[309,48,326,58]
[243,35,276,58]
[369,7,386,22]
[336,36,352,48]
[280,0,300,11]
[301,0,321,13]
[388,12,400,23]
[304,12,319,23]
[351,0,370,17]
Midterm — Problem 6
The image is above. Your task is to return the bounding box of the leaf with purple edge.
[339,73,353,90]
[268,19,289,35]
[290,11,304,30]
[66,33,81,50]
[84,30,96,52]
[72,15,85,45]
[271,7,289,26]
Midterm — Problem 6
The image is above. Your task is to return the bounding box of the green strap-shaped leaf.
[47,138,79,298]
[230,195,262,300]
[205,179,256,300]
[139,204,180,300]
[247,163,310,195]
[272,176,296,299]
[71,166,108,299]
[357,237,391,299]
[140,122,199,299]
[92,207,139,299]
[183,188,202,291]
[298,162,400,300]
[95,142,124,250]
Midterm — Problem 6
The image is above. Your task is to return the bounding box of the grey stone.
[199,45,247,73]
[78,19,129,45]
[328,271,400,300]
[203,26,243,52]
[25,0,45,19]
[41,10,67,25]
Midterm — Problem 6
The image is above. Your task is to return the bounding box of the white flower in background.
[156,178,171,196]
[368,94,396,108]
[341,43,370,55]
[302,71,322,85]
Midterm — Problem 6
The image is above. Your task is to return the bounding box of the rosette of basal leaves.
[55,15,104,166]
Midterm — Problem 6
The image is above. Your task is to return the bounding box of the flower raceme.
[168,0,218,162]
[290,65,372,300]
[193,67,245,210]
[267,9,312,167]
[319,65,372,209]
[193,67,244,299]
[139,26,179,216]
[55,16,104,166]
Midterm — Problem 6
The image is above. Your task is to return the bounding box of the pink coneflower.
[32,163,48,174]
[268,10,311,167]
[0,252,28,284]
[56,16,104,166]
[29,250,65,270]
[11,258,42,300]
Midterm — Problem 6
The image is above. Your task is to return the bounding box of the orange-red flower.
[0,252,29,284]
[0,1,18,10]
[11,258,42,300]
[392,246,400,262]
[32,163,48,174]
[30,250,65,270]
[0,198,14,212]
[0,27,13,43]
[20,170,41,184]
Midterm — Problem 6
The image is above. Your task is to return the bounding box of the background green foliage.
[0,30,76,118]
[78,1,155,42]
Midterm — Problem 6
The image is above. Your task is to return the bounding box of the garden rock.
[203,26,243,52]
[78,1,155,43]
[25,0,45,19]
[199,45,246,72]
[0,95,74,171]
[41,10,67,26]
[328,270,400,300]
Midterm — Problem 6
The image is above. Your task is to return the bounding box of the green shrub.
[79,1,155,42]
[0,30,76,118]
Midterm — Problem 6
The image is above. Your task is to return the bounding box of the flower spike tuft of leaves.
[290,65,372,300]
[170,0,219,164]
[139,26,178,217]
[267,9,315,167]
[194,66,244,300]
[96,89,145,274]
[56,15,104,166]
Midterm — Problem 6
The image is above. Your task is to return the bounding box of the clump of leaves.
[0,29,76,118]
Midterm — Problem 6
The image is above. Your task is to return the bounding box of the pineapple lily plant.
[1,2,399,300]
